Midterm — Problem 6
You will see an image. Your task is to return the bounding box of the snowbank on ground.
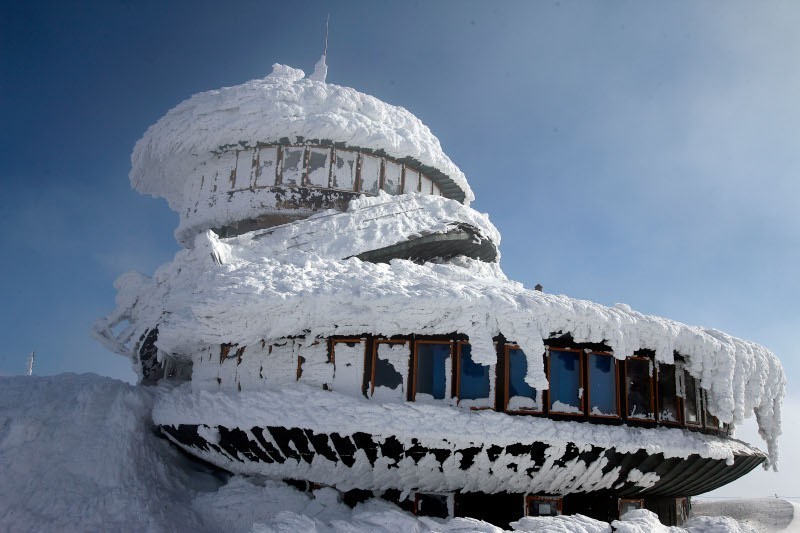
[0,374,204,531]
[0,374,790,532]
[130,63,473,211]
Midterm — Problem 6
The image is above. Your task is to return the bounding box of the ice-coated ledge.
[154,383,763,464]
[130,64,474,212]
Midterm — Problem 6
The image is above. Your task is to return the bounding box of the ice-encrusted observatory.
[94,59,786,528]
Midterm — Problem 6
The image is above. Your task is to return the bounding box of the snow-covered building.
[95,59,786,528]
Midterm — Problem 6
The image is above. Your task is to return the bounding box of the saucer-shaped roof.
[130,63,474,211]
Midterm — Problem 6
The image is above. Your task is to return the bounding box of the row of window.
[215,144,443,197]
[314,337,727,433]
[414,493,688,522]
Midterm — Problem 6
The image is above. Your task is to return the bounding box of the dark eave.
[354,223,498,264]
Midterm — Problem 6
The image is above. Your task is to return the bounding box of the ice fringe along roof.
[93,193,785,470]
[129,63,474,212]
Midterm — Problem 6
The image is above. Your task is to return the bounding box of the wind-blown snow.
[130,63,473,213]
[94,193,785,466]
[0,374,785,532]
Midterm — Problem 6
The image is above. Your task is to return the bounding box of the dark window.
[548,349,583,414]
[657,363,680,423]
[626,357,654,420]
[370,341,408,401]
[415,342,451,400]
[588,352,618,417]
[683,370,701,426]
[526,496,561,517]
[506,346,542,412]
[457,343,492,407]
[415,493,452,519]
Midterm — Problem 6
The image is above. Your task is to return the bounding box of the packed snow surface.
[0,374,791,532]
[94,193,785,466]
[130,63,474,212]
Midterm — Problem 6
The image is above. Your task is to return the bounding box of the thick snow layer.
[130,63,474,212]
[0,374,790,532]
[94,194,785,466]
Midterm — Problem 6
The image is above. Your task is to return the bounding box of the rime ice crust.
[129,63,473,214]
[99,64,786,474]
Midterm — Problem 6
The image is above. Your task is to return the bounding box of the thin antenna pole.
[26,351,35,376]
[324,14,329,60]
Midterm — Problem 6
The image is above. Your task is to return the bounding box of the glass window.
[549,349,583,414]
[371,341,408,402]
[588,353,618,417]
[619,499,644,517]
[253,146,279,187]
[233,149,255,189]
[382,161,403,195]
[683,370,701,426]
[332,149,358,191]
[657,363,680,423]
[359,155,381,195]
[306,147,331,187]
[626,358,654,420]
[703,391,723,430]
[403,167,420,193]
[415,342,451,401]
[331,340,365,395]
[420,175,433,195]
[458,343,492,408]
[415,493,453,519]
[526,496,561,517]
[280,146,306,187]
[432,182,441,196]
[506,347,542,412]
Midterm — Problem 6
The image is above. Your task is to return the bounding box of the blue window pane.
[459,344,490,400]
[549,350,583,413]
[588,353,617,416]
[416,343,450,400]
[508,348,540,410]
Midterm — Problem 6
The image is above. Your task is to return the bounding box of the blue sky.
[1,1,797,498]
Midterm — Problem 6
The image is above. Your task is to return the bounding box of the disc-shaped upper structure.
[130,63,474,246]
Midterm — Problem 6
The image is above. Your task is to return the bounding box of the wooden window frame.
[546,347,586,417]
[624,356,656,422]
[681,367,703,427]
[369,339,409,398]
[277,145,308,188]
[655,362,683,426]
[454,341,494,410]
[304,146,333,189]
[504,344,546,415]
[702,389,723,432]
[525,495,563,517]
[330,338,367,392]
[411,339,453,401]
[618,498,645,517]
[586,351,621,419]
